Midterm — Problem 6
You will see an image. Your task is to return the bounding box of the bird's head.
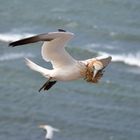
[85,56,112,83]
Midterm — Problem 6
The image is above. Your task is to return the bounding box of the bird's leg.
[38,77,57,92]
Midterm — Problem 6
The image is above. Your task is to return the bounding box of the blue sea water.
[0,0,140,140]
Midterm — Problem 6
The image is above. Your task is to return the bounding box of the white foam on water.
[0,52,34,61]
[99,51,140,67]
[0,32,35,43]
[86,43,140,67]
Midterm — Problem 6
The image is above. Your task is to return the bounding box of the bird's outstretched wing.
[9,31,76,69]
[39,124,59,139]
[41,31,76,68]
[9,33,53,46]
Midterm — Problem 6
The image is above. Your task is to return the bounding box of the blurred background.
[0,0,140,140]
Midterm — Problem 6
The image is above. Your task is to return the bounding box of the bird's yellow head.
[84,56,112,83]
[85,60,104,83]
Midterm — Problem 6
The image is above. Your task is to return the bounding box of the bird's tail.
[25,58,51,78]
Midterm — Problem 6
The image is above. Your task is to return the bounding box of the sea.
[0,0,140,140]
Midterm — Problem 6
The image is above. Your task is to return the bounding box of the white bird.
[9,29,112,92]
[39,124,59,140]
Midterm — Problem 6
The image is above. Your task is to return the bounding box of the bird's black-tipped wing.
[9,31,75,69]
[9,33,54,47]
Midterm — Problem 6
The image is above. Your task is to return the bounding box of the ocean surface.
[0,0,140,140]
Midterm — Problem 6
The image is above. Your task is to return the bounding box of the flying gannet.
[39,124,59,140]
[9,29,112,92]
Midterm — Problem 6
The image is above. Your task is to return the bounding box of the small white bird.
[39,124,59,140]
[9,29,112,92]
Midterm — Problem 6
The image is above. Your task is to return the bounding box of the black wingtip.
[58,29,66,32]
[8,42,14,47]
[9,41,20,47]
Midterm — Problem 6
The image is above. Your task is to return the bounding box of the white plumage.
[39,124,59,140]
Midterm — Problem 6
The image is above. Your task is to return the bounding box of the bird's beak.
[93,69,98,78]
[93,61,103,78]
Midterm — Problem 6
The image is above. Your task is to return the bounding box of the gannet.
[9,29,112,92]
[39,124,59,140]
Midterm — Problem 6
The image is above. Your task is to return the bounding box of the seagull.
[39,124,59,140]
[9,29,112,92]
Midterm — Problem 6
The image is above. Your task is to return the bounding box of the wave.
[86,43,140,67]
[0,52,34,61]
[98,51,140,67]
[0,32,35,43]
